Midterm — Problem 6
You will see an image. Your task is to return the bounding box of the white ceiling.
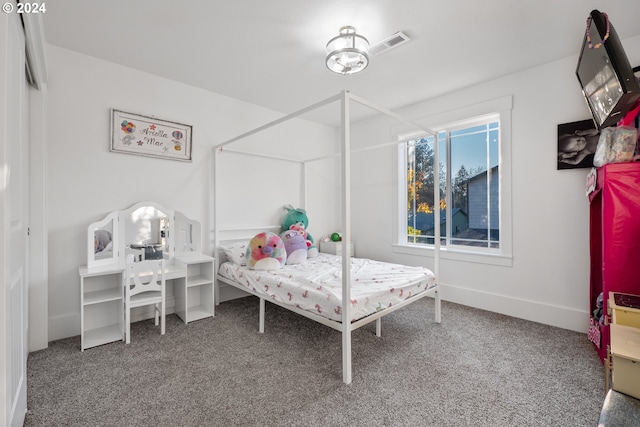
[43,0,640,125]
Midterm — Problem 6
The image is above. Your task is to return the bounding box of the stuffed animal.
[280,229,308,265]
[246,232,287,270]
[289,223,307,240]
[281,205,318,257]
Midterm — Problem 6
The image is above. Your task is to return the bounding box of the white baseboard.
[440,283,589,333]
[48,312,79,342]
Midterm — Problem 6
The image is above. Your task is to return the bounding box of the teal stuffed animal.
[281,205,318,258]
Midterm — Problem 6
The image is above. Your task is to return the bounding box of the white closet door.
[1,9,29,427]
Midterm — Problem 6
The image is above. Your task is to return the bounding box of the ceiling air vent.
[369,31,410,56]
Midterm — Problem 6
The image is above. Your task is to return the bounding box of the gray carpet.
[25,298,604,426]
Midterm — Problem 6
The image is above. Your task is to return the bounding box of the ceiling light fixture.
[325,26,369,75]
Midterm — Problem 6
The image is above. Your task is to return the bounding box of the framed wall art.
[110,109,193,162]
[557,119,599,170]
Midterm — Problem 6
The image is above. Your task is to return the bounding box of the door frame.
[23,6,49,352]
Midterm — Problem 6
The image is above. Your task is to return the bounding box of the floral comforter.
[218,253,435,322]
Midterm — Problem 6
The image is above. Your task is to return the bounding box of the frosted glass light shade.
[325,26,369,75]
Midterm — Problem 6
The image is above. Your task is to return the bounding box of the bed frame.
[212,91,442,384]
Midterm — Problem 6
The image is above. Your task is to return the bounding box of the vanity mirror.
[86,201,203,269]
[123,202,173,262]
[87,211,119,269]
[175,210,201,255]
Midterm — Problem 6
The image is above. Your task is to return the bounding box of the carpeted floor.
[25,298,604,426]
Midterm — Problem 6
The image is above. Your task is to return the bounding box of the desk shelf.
[84,287,122,305]
[183,305,212,323]
[174,256,215,324]
[185,275,210,288]
[79,268,124,351]
[83,324,123,350]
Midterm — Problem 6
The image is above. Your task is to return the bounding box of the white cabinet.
[174,255,215,323]
[79,266,124,351]
[80,256,214,350]
[320,240,355,256]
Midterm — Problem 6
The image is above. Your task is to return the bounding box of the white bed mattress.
[218,253,436,322]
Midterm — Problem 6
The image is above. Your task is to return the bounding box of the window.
[397,96,512,263]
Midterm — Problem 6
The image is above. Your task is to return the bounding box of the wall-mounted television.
[576,10,640,129]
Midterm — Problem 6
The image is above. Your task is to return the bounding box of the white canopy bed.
[212,91,442,384]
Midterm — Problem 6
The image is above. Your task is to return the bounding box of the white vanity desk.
[79,202,214,351]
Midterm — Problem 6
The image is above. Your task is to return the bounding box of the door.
[1,9,29,426]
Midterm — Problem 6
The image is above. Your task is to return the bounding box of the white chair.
[124,256,166,344]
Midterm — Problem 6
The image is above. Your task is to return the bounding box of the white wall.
[349,35,640,333]
[46,45,339,341]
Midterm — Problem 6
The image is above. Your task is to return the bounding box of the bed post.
[302,162,308,210]
[341,90,353,385]
[433,126,442,324]
[213,146,220,307]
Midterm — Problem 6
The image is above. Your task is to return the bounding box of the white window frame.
[393,95,513,267]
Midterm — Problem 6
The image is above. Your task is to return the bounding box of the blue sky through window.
[449,123,499,178]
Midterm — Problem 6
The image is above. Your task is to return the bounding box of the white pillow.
[220,241,249,265]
